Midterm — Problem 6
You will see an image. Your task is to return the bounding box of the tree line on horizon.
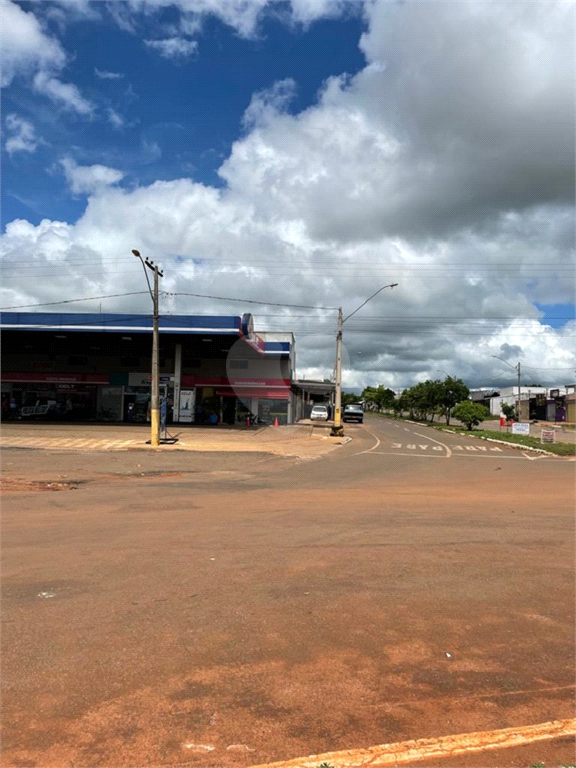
[344,376,475,426]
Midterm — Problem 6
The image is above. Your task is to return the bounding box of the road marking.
[249,718,576,768]
[410,429,452,458]
[522,451,546,461]
[368,450,532,460]
[388,444,504,453]
[355,425,381,455]
[371,451,445,458]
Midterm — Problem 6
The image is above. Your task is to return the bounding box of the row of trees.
[361,377,471,426]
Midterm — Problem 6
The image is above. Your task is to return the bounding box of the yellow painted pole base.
[150,409,160,446]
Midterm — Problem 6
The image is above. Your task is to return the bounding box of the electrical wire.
[166,292,338,310]
[0,292,150,311]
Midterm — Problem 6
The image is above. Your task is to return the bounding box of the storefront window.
[258,399,288,425]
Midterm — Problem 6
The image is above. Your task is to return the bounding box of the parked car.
[310,405,329,421]
[343,403,364,423]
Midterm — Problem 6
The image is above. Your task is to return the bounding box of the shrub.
[452,400,490,430]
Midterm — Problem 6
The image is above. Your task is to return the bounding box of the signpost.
[512,422,530,436]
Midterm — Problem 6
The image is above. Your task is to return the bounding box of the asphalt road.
[1,416,574,768]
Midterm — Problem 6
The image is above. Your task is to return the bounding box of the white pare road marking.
[410,429,452,457]
[356,425,381,455]
[249,717,576,768]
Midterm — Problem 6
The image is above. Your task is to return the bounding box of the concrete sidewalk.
[0,421,343,458]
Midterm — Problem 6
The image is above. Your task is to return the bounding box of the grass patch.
[431,425,575,456]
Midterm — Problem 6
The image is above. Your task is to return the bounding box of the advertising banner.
[178,389,195,423]
[541,429,556,444]
[512,422,530,435]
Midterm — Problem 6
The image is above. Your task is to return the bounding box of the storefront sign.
[1,372,107,383]
[178,389,195,423]
[512,422,530,435]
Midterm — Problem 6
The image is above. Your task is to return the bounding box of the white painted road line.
[356,425,381,455]
[367,450,545,461]
[409,429,452,457]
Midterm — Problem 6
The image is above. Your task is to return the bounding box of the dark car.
[343,404,364,423]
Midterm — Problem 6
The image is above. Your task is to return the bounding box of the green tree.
[438,376,470,425]
[500,402,516,421]
[342,391,360,406]
[452,401,490,430]
[361,385,396,412]
[408,380,443,422]
[377,386,397,411]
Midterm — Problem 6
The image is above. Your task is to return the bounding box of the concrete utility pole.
[491,355,522,421]
[132,249,164,446]
[331,283,398,438]
[517,361,522,421]
[331,307,344,437]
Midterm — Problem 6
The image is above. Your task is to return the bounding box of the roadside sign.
[178,389,195,422]
[541,429,556,444]
[512,422,530,436]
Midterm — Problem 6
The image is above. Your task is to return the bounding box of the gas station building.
[1,312,297,425]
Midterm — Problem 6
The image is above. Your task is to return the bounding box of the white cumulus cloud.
[1,0,95,116]
[0,0,66,86]
[4,114,42,155]
[59,159,124,195]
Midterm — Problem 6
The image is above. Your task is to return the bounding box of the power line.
[166,291,338,310]
[0,292,150,311]
[521,365,576,371]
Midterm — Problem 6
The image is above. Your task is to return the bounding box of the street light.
[436,369,450,378]
[331,282,398,437]
[491,355,521,421]
[132,249,163,446]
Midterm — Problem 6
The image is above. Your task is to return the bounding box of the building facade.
[1,312,295,425]
[488,385,569,422]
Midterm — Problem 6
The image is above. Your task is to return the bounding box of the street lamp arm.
[331,282,398,438]
[132,249,154,302]
[491,354,518,372]
[343,283,398,323]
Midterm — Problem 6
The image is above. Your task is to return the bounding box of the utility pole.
[331,307,344,437]
[132,250,164,447]
[517,361,522,422]
[331,283,398,438]
[491,355,522,421]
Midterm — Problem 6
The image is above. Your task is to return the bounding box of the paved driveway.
[1,416,574,768]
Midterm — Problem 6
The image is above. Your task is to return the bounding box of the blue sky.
[1,0,574,388]
[3,2,366,223]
